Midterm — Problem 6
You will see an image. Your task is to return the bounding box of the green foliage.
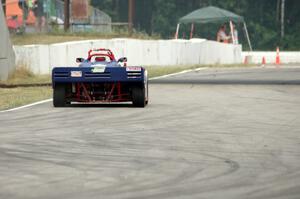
[91,0,300,50]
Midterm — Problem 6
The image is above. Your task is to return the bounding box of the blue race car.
[52,49,148,107]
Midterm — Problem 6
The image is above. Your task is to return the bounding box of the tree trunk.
[281,0,285,38]
[276,0,280,22]
[128,0,135,35]
[64,0,70,31]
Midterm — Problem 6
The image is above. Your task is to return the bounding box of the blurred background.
[2,0,300,50]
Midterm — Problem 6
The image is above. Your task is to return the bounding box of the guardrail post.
[64,0,70,31]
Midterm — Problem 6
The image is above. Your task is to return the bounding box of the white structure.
[0,1,15,80]
[14,38,242,74]
[242,51,300,64]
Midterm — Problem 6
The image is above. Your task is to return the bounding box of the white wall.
[14,38,242,74]
[242,51,300,64]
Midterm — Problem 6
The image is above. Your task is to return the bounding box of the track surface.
[1,67,300,199]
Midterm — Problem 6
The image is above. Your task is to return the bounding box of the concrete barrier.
[0,2,15,80]
[242,51,300,64]
[14,38,243,74]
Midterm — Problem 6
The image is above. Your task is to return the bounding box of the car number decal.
[92,66,106,73]
[70,71,82,77]
[126,67,142,72]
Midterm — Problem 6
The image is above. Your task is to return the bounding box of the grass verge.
[0,87,52,110]
[1,67,51,85]
[0,67,52,111]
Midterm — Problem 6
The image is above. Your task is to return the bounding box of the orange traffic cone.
[262,56,266,67]
[276,47,281,65]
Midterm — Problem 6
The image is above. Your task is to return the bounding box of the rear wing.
[88,49,116,61]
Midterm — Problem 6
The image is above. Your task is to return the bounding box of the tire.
[145,81,149,105]
[53,84,67,107]
[132,86,146,107]
[144,70,149,105]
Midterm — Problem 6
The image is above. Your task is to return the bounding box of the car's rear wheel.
[132,86,146,107]
[53,84,67,107]
[145,82,149,105]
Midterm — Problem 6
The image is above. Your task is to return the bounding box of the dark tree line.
[91,0,300,50]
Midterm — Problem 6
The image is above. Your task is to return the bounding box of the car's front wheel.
[132,86,146,107]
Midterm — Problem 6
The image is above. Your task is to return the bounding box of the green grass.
[0,67,52,110]
[0,87,52,110]
[0,67,51,85]
[11,32,161,45]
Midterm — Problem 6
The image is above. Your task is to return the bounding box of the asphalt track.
[0,66,300,199]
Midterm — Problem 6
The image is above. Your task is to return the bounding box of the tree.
[281,0,285,38]
[90,0,300,50]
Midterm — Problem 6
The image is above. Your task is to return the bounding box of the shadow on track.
[64,103,136,108]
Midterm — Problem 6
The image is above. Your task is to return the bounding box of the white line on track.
[0,67,207,113]
[0,99,53,113]
[149,67,207,80]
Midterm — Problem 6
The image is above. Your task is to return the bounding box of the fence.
[4,0,112,33]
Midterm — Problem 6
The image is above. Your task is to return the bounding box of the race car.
[52,48,148,107]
